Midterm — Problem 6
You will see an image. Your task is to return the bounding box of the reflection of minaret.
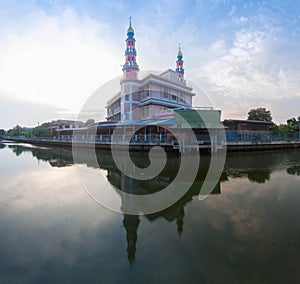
[123,214,140,264]
[176,207,185,237]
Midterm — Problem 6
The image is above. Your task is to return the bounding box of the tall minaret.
[122,17,139,79]
[175,44,185,81]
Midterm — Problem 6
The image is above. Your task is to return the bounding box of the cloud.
[0,93,66,129]
[0,5,122,127]
[0,0,299,126]
[193,14,300,123]
[228,5,236,16]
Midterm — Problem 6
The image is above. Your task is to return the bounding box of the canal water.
[0,141,299,284]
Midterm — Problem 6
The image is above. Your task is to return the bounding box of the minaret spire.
[176,43,185,81]
[122,17,139,79]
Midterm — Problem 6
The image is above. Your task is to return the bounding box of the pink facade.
[106,20,194,122]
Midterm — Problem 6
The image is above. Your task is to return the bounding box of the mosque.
[106,18,195,123]
[55,19,224,152]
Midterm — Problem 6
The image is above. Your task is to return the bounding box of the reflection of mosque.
[123,214,140,264]
[112,158,221,263]
[5,142,300,263]
[3,143,222,263]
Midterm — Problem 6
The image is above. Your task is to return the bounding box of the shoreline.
[1,136,300,153]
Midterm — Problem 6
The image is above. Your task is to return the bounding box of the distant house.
[0,129,5,136]
[49,120,84,132]
[223,119,275,142]
[223,119,274,132]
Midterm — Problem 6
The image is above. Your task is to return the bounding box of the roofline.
[106,92,121,106]
[138,98,192,108]
[223,119,274,124]
[120,70,193,92]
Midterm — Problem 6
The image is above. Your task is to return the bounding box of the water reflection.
[223,151,300,182]
[287,165,300,176]
[123,214,140,264]
[1,142,300,283]
[2,142,221,263]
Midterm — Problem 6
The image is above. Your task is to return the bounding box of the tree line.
[3,119,95,138]
[247,107,300,137]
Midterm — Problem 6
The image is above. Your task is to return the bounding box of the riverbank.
[1,136,300,152]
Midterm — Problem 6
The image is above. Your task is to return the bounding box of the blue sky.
[0,0,299,128]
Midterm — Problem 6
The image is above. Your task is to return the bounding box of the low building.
[50,120,84,133]
[223,119,275,142]
[223,119,274,131]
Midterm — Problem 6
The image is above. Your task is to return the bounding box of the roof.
[88,118,176,129]
[120,69,194,91]
[172,109,225,129]
[223,119,274,125]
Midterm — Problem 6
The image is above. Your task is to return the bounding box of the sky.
[0,0,299,129]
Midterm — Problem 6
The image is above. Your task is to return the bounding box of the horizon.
[1,0,300,129]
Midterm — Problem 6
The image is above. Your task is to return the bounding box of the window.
[171,94,177,101]
[141,106,149,119]
[144,84,150,97]
[125,94,130,101]
[162,88,169,99]
[179,93,184,103]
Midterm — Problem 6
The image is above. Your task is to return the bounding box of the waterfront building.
[223,119,274,132]
[49,120,84,132]
[55,19,224,152]
[106,18,195,123]
[223,119,275,142]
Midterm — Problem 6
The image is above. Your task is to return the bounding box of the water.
[0,141,299,284]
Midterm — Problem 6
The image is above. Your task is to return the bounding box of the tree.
[247,108,272,122]
[84,119,95,126]
[32,122,52,138]
[286,117,300,137]
[7,125,24,136]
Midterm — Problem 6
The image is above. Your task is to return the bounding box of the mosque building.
[56,18,224,153]
[106,18,195,123]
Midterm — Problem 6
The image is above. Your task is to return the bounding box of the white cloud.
[239,16,248,23]
[0,6,122,128]
[193,24,300,123]
[0,1,299,128]
[228,5,236,16]
[0,93,65,128]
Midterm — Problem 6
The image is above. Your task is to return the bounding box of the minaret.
[122,17,139,79]
[176,44,185,81]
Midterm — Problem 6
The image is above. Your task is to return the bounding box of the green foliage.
[247,108,272,122]
[32,122,52,138]
[272,117,300,138]
[7,125,24,136]
[84,119,95,126]
[6,122,54,138]
[286,117,300,137]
